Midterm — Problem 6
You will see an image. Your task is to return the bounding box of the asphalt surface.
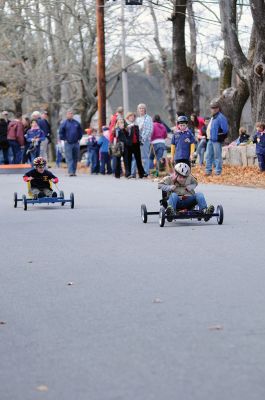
[1,170,265,400]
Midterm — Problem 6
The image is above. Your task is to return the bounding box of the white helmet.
[175,162,190,177]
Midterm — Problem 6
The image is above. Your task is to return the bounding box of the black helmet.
[177,115,188,124]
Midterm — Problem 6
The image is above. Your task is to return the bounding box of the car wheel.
[216,205,224,225]
[60,190,65,206]
[79,148,88,164]
[14,192,18,208]
[159,207,165,227]
[22,195,27,211]
[141,204,148,223]
[70,192,74,209]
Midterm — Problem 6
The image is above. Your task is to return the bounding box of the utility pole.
[121,0,129,114]
[96,0,106,132]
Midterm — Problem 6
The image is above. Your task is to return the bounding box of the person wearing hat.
[205,100,228,176]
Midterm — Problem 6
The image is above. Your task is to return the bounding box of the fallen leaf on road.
[152,298,163,304]
[36,385,48,392]
[208,325,223,331]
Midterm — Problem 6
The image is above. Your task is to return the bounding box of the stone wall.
[222,144,257,166]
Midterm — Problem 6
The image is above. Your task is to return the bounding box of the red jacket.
[7,120,25,146]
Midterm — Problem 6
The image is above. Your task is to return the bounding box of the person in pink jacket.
[151,114,168,176]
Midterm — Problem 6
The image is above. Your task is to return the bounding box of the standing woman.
[125,112,146,178]
[151,114,168,176]
[190,113,205,138]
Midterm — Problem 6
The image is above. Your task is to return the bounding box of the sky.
[104,0,252,78]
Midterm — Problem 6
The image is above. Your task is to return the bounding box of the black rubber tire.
[22,195,27,211]
[217,205,224,225]
[14,192,18,208]
[79,148,88,163]
[70,193,74,209]
[159,207,166,227]
[141,204,148,223]
[60,190,65,206]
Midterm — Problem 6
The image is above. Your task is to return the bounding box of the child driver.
[158,162,214,221]
[23,157,59,198]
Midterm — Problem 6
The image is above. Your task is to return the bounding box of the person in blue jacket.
[59,110,83,176]
[205,100,229,176]
[97,127,112,175]
[171,115,196,167]
[253,121,265,172]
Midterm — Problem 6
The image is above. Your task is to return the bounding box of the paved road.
[1,171,265,400]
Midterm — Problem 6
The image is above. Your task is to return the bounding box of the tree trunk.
[219,47,233,94]
[187,0,200,114]
[149,2,175,126]
[219,0,265,125]
[172,0,193,115]
[218,80,249,140]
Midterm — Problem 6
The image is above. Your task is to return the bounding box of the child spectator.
[151,114,168,176]
[25,119,45,163]
[196,116,209,166]
[253,122,265,172]
[111,119,128,179]
[23,157,58,198]
[86,128,99,174]
[97,126,112,175]
[171,115,196,167]
[236,127,250,145]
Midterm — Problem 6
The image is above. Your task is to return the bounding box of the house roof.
[107,71,170,124]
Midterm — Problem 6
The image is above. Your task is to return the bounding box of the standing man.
[205,100,228,176]
[136,103,153,176]
[7,112,25,164]
[59,110,83,176]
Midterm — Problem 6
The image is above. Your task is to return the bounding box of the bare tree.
[187,0,200,115]
[219,0,263,126]
[149,1,175,125]
[171,0,193,115]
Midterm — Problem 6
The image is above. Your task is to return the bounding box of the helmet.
[175,162,190,177]
[177,115,188,124]
[33,157,46,168]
